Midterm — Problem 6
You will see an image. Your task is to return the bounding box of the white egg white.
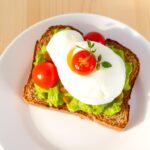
[47,30,126,105]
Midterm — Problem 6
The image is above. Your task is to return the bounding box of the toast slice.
[23,25,140,130]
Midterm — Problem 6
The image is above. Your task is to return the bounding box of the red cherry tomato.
[32,62,59,88]
[84,32,106,45]
[72,50,96,75]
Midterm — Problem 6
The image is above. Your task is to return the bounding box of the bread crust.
[23,25,140,130]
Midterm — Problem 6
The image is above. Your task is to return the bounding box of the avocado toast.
[23,25,140,130]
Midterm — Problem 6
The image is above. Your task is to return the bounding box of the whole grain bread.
[23,25,140,130]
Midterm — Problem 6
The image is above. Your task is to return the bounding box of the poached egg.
[47,30,126,105]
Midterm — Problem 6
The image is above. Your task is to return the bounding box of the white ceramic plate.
[0,13,150,150]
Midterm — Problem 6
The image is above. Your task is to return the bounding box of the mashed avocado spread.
[34,30,132,116]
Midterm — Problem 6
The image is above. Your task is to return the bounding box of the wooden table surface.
[0,0,150,54]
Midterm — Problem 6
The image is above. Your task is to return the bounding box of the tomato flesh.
[72,50,96,75]
[84,32,106,45]
[32,62,59,88]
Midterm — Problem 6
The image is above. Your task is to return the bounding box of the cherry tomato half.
[84,32,106,45]
[32,62,59,88]
[72,50,96,75]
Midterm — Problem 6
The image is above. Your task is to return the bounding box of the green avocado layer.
[33,35,132,116]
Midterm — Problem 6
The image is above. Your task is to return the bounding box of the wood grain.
[0,0,150,54]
